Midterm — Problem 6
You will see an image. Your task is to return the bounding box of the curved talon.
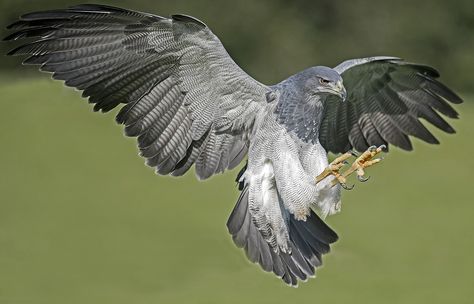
[317,146,382,190]
[379,144,387,150]
[341,183,354,190]
[350,150,359,157]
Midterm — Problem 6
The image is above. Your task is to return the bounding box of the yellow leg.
[315,152,353,189]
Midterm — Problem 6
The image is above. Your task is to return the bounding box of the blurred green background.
[0,1,473,303]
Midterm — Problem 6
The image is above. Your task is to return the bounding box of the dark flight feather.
[319,57,462,153]
[4,4,267,178]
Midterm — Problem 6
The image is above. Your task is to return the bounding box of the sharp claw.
[321,144,383,190]
[341,183,354,190]
[350,150,359,156]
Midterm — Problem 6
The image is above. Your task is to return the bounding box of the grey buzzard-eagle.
[4,4,462,286]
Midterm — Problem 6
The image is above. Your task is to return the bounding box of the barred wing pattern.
[319,57,462,154]
[5,4,269,178]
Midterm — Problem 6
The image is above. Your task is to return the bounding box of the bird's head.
[303,66,346,102]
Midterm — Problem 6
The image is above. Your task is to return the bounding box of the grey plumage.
[227,177,337,284]
[6,3,266,179]
[4,4,462,286]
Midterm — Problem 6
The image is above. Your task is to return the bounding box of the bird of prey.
[4,4,462,286]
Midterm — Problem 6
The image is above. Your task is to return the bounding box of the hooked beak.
[320,80,347,102]
[335,81,347,102]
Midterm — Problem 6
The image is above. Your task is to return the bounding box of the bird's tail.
[226,165,339,286]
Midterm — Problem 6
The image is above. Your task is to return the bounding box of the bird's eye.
[319,78,330,85]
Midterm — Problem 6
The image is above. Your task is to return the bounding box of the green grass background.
[0,78,473,303]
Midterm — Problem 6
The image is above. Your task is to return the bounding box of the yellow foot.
[330,145,385,188]
[315,152,353,190]
[316,145,386,190]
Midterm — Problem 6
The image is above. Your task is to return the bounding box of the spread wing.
[5,4,269,178]
[318,56,463,153]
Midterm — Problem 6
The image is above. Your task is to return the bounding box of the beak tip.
[336,81,346,102]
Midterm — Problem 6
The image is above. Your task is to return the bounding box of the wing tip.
[3,31,19,41]
[6,47,18,56]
